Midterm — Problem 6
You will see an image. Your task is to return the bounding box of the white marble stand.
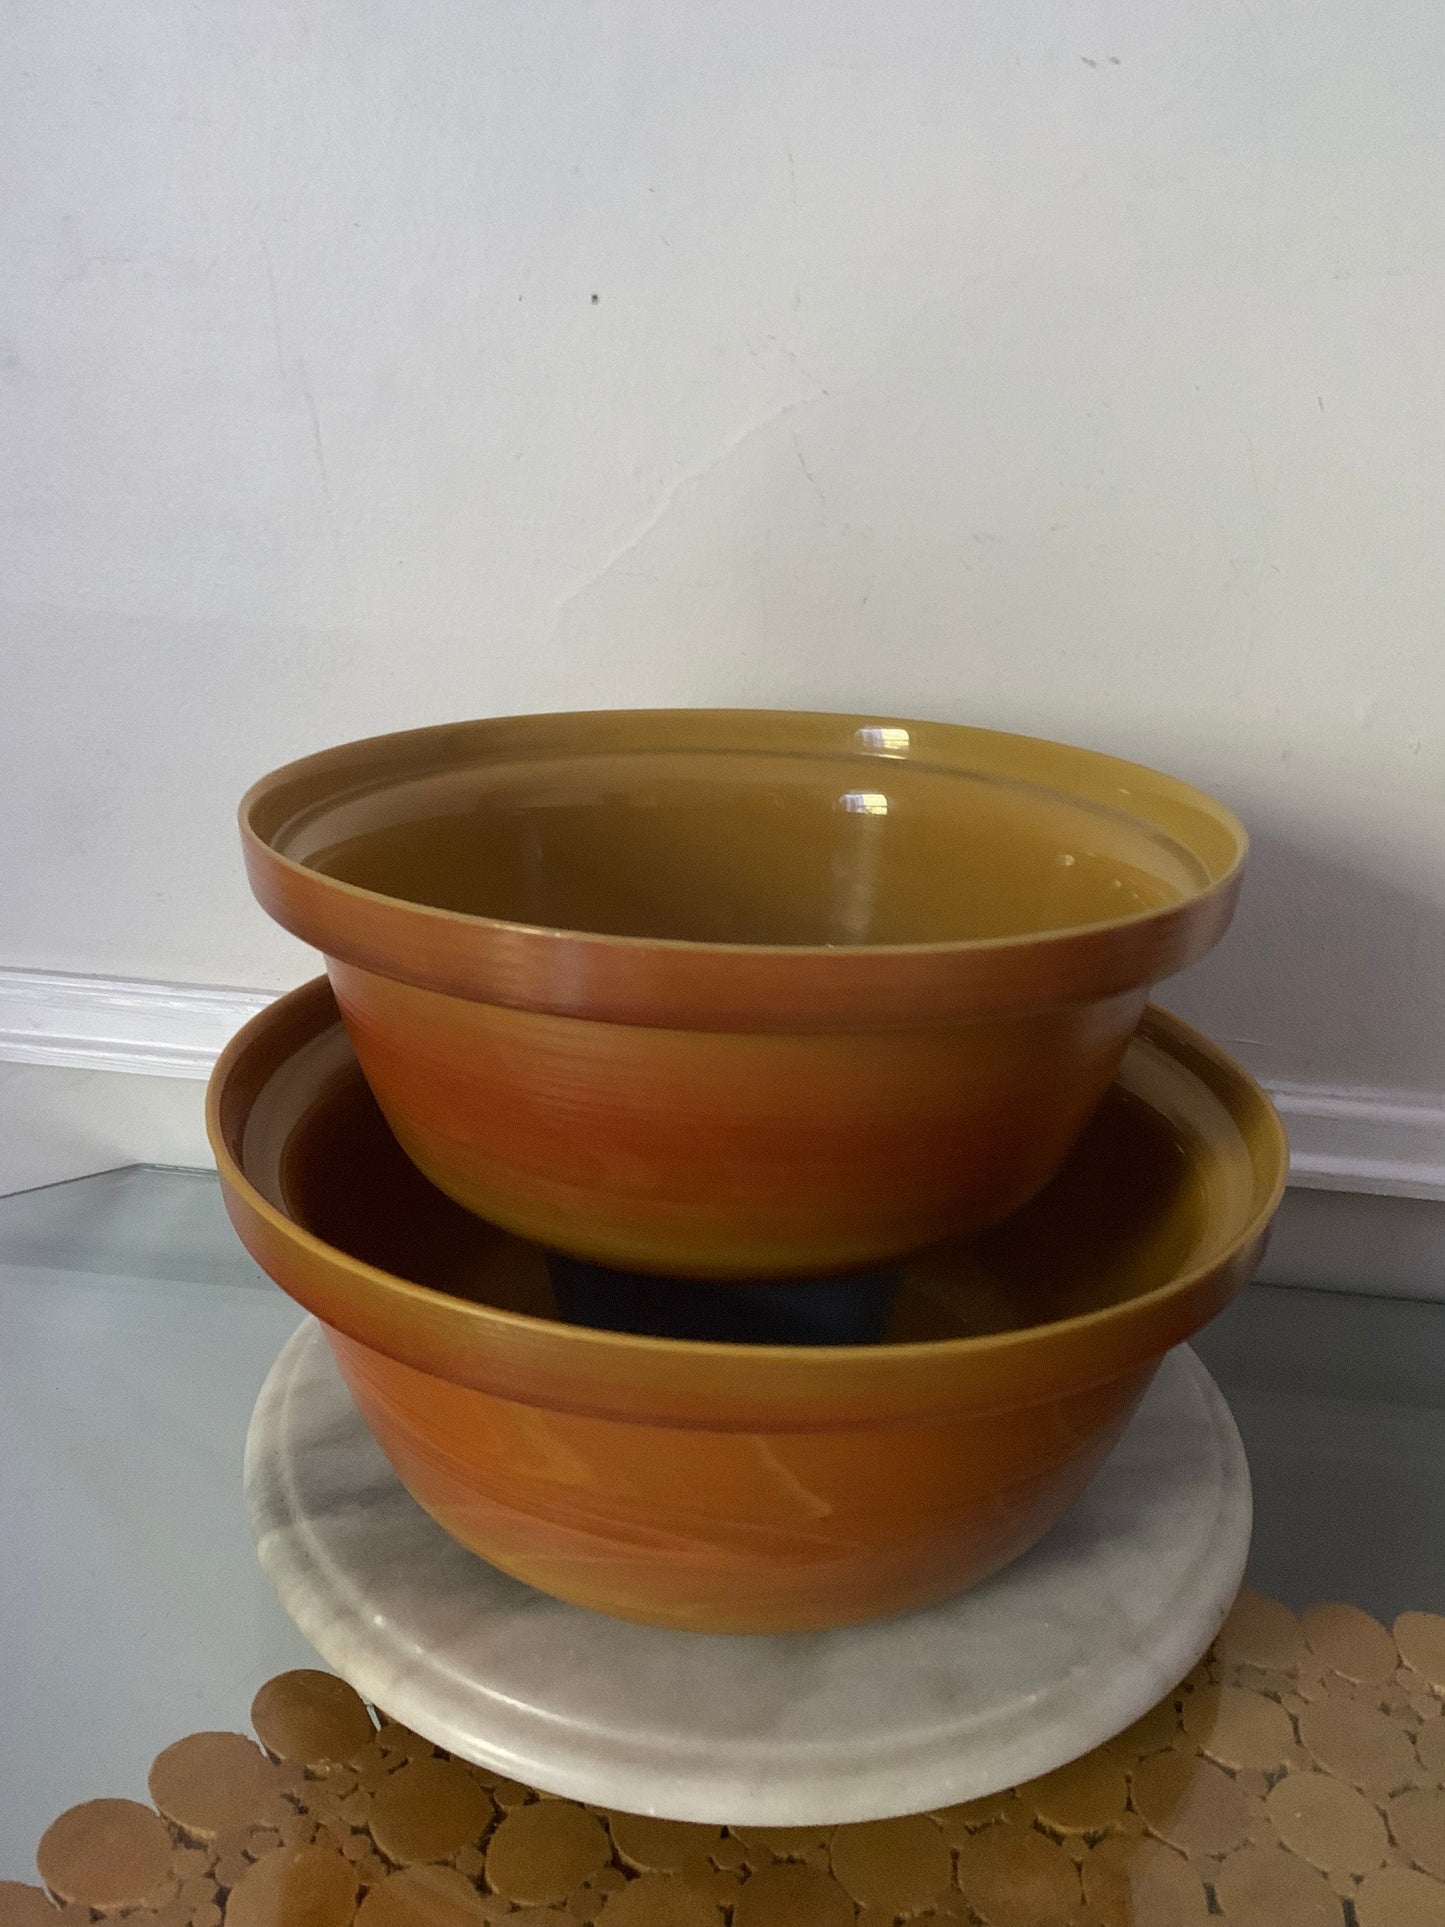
[245,1320,1250,1825]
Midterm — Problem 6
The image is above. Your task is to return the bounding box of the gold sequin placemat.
[5,1592,1445,1927]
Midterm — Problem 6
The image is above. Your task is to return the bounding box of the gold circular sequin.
[251,1674,375,1767]
[484,1802,609,1906]
[348,1746,392,1794]
[930,1795,1018,1847]
[18,1611,1445,1927]
[1216,1589,1307,1672]
[1265,1771,1388,1875]
[472,1902,522,1927]
[1298,1696,1419,1791]
[678,1858,737,1908]
[224,1847,358,1927]
[606,1816,722,1874]
[369,1762,492,1866]
[1130,1752,1248,1858]
[732,1863,853,1927]
[148,1732,281,1840]
[1301,1604,1399,1685]
[595,1877,719,1925]
[1176,1656,1216,1700]
[1389,1790,1445,1881]
[1211,1844,1342,1926]
[1019,1751,1130,1834]
[1181,1684,1296,1770]
[1102,1694,1182,1763]
[1419,1720,1445,1781]
[1398,1616,1445,1696]
[1081,1834,1209,1927]
[728,1828,832,1859]
[354,1867,486,1927]
[0,1883,64,1927]
[1292,1668,1334,1704]
[211,1837,254,1887]
[953,1828,1081,1926]
[37,1799,174,1911]
[1355,1865,1445,1927]
[375,1726,432,1764]
[1230,1664,1299,1700]
[828,1816,951,1914]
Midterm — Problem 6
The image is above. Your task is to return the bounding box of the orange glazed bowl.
[240,709,1247,1279]
[208,979,1286,1635]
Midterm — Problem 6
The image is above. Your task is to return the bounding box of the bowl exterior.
[209,981,1286,1634]
[325,1323,1157,1632]
[329,959,1147,1277]
[242,709,1246,1276]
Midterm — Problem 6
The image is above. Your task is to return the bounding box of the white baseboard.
[1,966,1444,1221]
[1269,1082,1445,1204]
[0,970,272,1196]
[0,969,272,1079]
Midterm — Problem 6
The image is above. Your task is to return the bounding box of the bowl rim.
[208,976,1288,1420]
[238,710,1248,1026]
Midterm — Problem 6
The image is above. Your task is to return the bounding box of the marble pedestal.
[245,1320,1250,1825]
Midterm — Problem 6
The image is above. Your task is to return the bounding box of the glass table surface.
[2,1165,1443,1880]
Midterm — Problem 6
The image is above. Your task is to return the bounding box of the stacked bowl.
[210,709,1287,1633]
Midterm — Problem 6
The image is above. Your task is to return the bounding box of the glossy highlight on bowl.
[240,711,1249,1279]
[208,979,1286,1634]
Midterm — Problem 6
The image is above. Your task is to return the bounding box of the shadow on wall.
[1167,824,1445,1095]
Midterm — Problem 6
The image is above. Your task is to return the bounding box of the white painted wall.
[4,0,1444,1094]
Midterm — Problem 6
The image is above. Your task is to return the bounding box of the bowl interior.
[282,746,1213,948]
[262,1018,1248,1345]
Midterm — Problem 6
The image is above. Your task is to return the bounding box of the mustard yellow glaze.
[239,710,1247,1274]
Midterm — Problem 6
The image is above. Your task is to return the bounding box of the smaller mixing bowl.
[239,709,1247,1278]
[209,979,1285,1634]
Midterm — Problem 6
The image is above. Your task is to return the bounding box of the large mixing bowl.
[240,709,1247,1277]
[209,978,1285,1634]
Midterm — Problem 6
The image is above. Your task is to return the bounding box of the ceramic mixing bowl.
[240,711,1247,1279]
[209,979,1285,1634]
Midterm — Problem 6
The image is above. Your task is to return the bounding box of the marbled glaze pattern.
[246,1322,1252,1825]
[325,1324,1155,1631]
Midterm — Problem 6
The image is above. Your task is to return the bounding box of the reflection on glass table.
[1,1164,1443,1879]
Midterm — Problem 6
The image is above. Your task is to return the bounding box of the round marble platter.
[245,1318,1251,1827]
